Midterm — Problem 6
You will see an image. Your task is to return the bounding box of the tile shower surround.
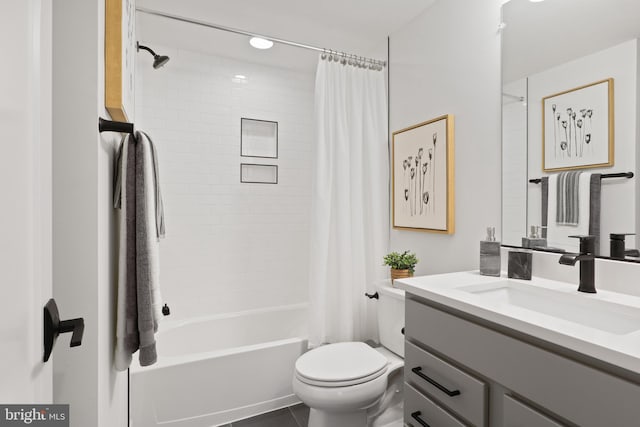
[136,46,314,319]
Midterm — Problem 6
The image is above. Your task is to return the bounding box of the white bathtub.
[130,304,309,427]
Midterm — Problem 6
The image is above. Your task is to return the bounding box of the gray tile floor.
[220,403,309,427]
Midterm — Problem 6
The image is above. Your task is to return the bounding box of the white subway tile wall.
[135,46,314,320]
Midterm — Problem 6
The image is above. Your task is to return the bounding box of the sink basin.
[459,281,640,335]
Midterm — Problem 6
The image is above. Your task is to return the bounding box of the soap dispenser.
[480,227,501,277]
[522,226,547,249]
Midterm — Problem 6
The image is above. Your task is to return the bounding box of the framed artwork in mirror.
[105,0,135,122]
[392,114,455,234]
[542,78,614,172]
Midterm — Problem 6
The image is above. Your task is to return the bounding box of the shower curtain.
[308,57,389,346]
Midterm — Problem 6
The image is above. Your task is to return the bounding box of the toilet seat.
[295,342,388,387]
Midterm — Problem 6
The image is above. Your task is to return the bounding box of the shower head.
[137,42,170,69]
[153,55,170,69]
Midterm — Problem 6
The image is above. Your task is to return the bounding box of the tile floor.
[220,403,309,427]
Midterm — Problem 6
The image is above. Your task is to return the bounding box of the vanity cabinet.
[404,295,640,427]
[502,394,563,427]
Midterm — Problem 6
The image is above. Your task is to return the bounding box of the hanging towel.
[544,172,600,253]
[556,171,581,226]
[114,131,166,371]
[114,131,165,239]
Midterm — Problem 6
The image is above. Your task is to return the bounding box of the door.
[0,0,53,403]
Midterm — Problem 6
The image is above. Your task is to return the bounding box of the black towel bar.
[529,172,633,184]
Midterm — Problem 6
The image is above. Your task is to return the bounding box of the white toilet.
[293,282,405,427]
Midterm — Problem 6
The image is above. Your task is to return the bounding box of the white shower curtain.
[308,57,389,346]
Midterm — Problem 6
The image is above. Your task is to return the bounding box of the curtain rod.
[136,7,387,67]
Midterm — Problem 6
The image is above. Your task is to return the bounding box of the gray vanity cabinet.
[404,295,640,427]
[502,395,563,427]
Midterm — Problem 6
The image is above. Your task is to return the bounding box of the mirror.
[501,0,640,261]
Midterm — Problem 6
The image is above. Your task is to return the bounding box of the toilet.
[293,281,405,427]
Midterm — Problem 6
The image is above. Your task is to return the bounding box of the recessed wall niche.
[241,118,278,158]
[240,163,278,184]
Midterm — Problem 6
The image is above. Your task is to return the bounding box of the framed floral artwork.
[542,78,614,171]
[392,114,455,233]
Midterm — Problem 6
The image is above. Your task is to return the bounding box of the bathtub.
[130,303,308,427]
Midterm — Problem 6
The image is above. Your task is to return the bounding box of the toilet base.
[309,408,367,427]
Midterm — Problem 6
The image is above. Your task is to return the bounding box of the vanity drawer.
[406,296,640,427]
[405,383,467,427]
[405,340,487,426]
[503,394,564,427]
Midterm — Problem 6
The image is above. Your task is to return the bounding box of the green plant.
[383,251,418,273]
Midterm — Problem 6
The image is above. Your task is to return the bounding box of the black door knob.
[43,298,84,362]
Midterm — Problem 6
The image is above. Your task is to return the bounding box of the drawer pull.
[410,411,431,427]
[411,366,461,397]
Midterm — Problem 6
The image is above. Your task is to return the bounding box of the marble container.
[508,250,532,280]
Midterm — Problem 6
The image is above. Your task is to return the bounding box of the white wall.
[527,40,638,255]
[52,0,126,425]
[135,46,313,319]
[389,0,503,275]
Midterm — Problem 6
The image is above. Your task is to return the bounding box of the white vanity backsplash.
[501,247,640,297]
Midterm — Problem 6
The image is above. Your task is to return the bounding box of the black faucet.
[559,235,596,293]
[610,233,639,259]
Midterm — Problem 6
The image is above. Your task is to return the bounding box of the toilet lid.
[295,342,388,387]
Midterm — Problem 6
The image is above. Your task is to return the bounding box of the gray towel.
[589,174,602,255]
[114,131,165,370]
[139,131,165,239]
[541,174,602,255]
[136,134,158,366]
[556,171,581,225]
[541,177,548,238]
[114,132,165,239]
[125,136,139,354]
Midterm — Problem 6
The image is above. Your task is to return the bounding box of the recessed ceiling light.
[232,74,248,83]
[249,37,273,50]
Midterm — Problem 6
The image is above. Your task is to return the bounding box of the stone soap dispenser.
[522,226,547,249]
[480,227,501,276]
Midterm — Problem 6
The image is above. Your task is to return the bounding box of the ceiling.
[136,0,436,71]
[502,0,640,83]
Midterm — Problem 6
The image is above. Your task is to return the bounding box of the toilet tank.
[376,281,405,357]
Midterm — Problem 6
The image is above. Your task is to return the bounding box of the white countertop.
[395,271,640,375]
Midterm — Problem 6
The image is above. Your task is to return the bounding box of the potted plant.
[383,251,418,283]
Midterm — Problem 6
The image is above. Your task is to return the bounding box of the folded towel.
[546,172,593,253]
[114,131,166,371]
[556,171,581,226]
